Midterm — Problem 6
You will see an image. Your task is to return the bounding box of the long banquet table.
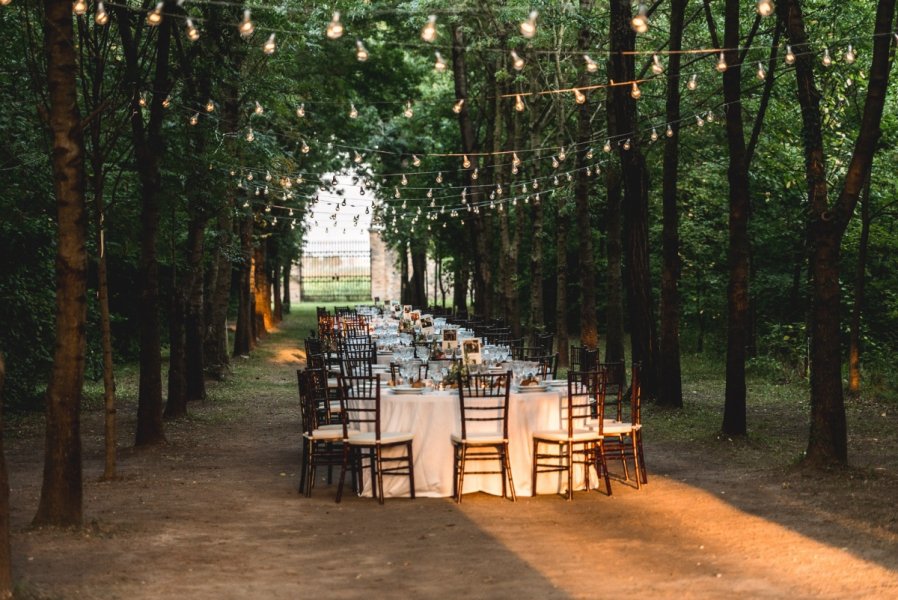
[360,386,598,498]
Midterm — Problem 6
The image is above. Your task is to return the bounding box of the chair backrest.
[629,362,642,425]
[565,370,606,437]
[570,346,599,372]
[457,372,512,441]
[598,361,626,421]
[338,374,382,440]
[389,361,428,383]
[340,355,373,378]
[513,345,544,361]
[534,353,559,379]
[536,331,554,354]
[339,338,375,361]
[298,368,331,433]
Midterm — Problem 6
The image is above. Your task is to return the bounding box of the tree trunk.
[0,355,11,596]
[253,242,272,337]
[575,0,598,350]
[721,0,751,435]
[233,213,254,356]
[555,197,569,365]
[34,0,87,526]
[282,258,291,314]
[779,0,895,464]
[273,258,283,323]
[410,243,428,307]
[604,92,626,368]
[658,0,687,409]
[184,214,207,402]
[165,288,187,418]
[453,264,469,314]
[848,175,872,396]
[609,0,659,397]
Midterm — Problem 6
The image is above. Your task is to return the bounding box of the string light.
[462,155,471,168]
[349,103,358,118]
[558,147,566,161]
[472,168,479,180]
[756,0,774,17]
[631,3,649,34]
[436,172,443,183]
[584,54,599,73]
[185,18,199,41]
[622,138,631,151]
[95,2,109,25]
[756,62,767,80]
[356,40,368,61]
[263,33,276,54]
[326,11,343,40]
[514,94,526,112]
[844,44,856,64]
[650,128,658,141]
[296,104,305,118]
[421,15,437,43]
[822,48,832,67]
[512,152,522,167]
[785,45,796,65]
[520,10,538,38]
[254,101,263,115]
[246,128,254,142]
[401,174,408,186]
[412,154,421,167]
[696,114,705,127]
[630,81,641,100]
[667,124,674,137]
[301,139,310,153]
[73,0,87,16]
[146,2,163,26]
[652,54,664,75]
[716,52,728,73]
[239,9,254,37]
[354,151,363,164]
[551,156,559,169]
[687,73,698,90]
[573,88,586,104]
[403,101,414,118]
[511,50,525,71]
[162,96,171,109]
[434,51,446,72]
[452,99,465,114]
[603,140,612,153]
[189,113,199,126]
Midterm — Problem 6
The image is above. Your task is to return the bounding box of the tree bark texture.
[34,0,87,526]
[253,241,272,337]
[0,355,11,595]
[721,0,751,435]
[848,176,871,396]
[604,90,626,368]
[233,213,254,356]
[658,0,687,409]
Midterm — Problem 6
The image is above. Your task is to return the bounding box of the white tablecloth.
[361,388,596,498]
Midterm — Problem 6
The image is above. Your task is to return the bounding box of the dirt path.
[6,315,898,599]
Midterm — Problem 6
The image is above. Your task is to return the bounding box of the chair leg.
[456,446,467,503]
[531,439,539,497]
[406,440,416,499]
[637,431,648,484]
[299,440,309,494]
[375,447,385,504]
[631,434,642,490]
[452,443,459,500]
[566,443,574,501]
[503,442,516,502]
[598,440,612,496]
[335,445,351,503]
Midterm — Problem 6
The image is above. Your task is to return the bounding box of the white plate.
[515,384,549,393]
[390,386,428,395]
[547,379,568,388]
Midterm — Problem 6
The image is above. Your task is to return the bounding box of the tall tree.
[778,0,896,464]
[0,354,10,595]
[34,0,87,526]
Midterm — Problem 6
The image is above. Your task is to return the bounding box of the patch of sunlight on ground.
[270,347,305,366]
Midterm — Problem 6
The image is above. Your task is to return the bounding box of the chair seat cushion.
[603,420,642,435]
[533,428,601,442]
[347,431,414,445]
[450,432,507,445]
[304,427,343,441]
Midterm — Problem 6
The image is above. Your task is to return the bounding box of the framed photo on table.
[442,328,458,352]
[420,315,434,335]
[462,338,482,365]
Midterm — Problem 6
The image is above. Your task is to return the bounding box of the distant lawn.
[299,278,371,301]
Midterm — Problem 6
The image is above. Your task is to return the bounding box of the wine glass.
[430,367,444,390]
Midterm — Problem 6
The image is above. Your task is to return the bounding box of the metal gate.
[299,240,371,302]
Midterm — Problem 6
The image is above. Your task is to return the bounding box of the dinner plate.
[515,383,549,393]
[390,386,428,395]
[547,379,568,388]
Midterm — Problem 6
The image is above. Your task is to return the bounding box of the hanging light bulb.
[394,187,401,199]
[326,11,344,39]
[472,168,479,180]
[261,33,276,55]
[296,104,305,118]
[558,147,566,161]
[652,54,664,75]
[162,96,171,109]
[436,172,443,183]
[95,2,109,25]
[73,0,87,16]
[687,73,698,91]
[427,188,433,198]
[434,51,446,72]
[667,124,674,137]
[401,174,408,186]
[510,50,525,71]
[452,99,465,114]
[421,15,437,43]
[184,17,200,41]
[301,139,310,153]
[631,3,649,34]
[254,101,263,115]
[756,0,774,17]
[603,140,612,153]
[630,81,641,100]
[573,88,586,104]
[349,103,358,119]
[696,114,705,127]
[650,128,658,142]
[623,138,631,151]
[410,155,420,167]
[356,39,368,62]
[844,44,856,64]
[514,94,526,112]
[462,155,471,169]
[553,176,559,186]
[512,152,521,167]
[146,2,163,26]
[785,45,796,65]
[584,54,599,73]
[706,111,715,123]
[716,52,728,73]
[189,113,199,126]
[354,151,363,164]
[403,101,413,118]
[551,156,559,169]
[520,10,538,38]
[822,48,832,67]
[586,148,594,159]
[138,94,147,108]
[239,9,254,37]
[756,62,767,80]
